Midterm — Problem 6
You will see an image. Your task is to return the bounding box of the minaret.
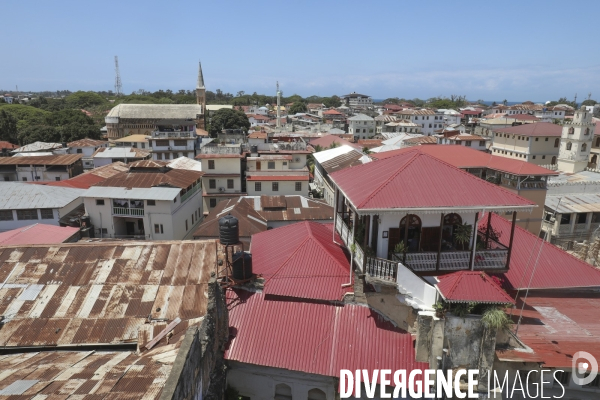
[276,81,281,129]
[196,62,206,110]
[557,106,595,173]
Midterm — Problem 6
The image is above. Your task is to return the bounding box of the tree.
[0,110,18,143]
[65,91,108,109]
[18,125,61,145]
[208,108,250,136]
[581,99,597,107]
[322,95,341,108]
[59,123,101,142]
[289,102,307,115]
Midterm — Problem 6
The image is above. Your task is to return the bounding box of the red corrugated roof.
[482,213,600,290]
[437,271,515,304]
[371,146,557,176]
[0,141,18,149]
[225,289,428,382]
[246,175,309,181]
[330,149,535,211]
[308,135,361,150]
[251,222,350,301]
[0,224,79,245]
[493,122,562,137]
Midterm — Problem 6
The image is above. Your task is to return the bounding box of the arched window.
[554,138,560,148]
[551,156,557,165]
[566,142,572,150]
[568,127,575,134]
[308,389,327,400]
[582,143,587,152]
[585,127,590,135]
[275,384,292,400]
[397,214,422,253]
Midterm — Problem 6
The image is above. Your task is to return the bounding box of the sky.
[2,0,600,102]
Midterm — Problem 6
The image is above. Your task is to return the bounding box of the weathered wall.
[160,277,229,400]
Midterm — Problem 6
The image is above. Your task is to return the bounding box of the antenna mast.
[276,81,281,129]
[114,56,122,96]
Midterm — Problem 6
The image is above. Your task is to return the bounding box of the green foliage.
[328,142,340,149]
[362,146,371,154]
[0,110,18,143]
[208,108,250,136]
[481,307,512,329]
[18,125,61,144]
[454,223,473,249]
[426,95,467,109]
[451,302,477,317]
[394,241,406,254]
[581,99,597,106]
[65,91,108,109]
[322,95,341,108]
[289,102,307,115]
[546,97,577,108]
[312,144,323,152]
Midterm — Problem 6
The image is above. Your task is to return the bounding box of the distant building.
[0,223,80,244]
[341,92,373,108]
[347,113,375,139]
[0,154,83,182]
[438,134,489,151]
[67,138,108,169]
[490,122,563,165]
[394,109,440,135]
[92,146,151,167]
[150,119,197,161]
[0,183,84,232]
[557,106,595,173]
[11,141,66,156]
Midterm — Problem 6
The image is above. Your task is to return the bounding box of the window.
[55,177,60,181]
[464,141,471,147]
[209,179,216,189]
[208,160,215,170]
[307,389,327,400]
[185,220,188,231]
[295,182,302,191]
[174,140,187,146]
[3,177,8,181]
[147,200,155,206]
[535,138,539,141]
[566,142,572,150]
[101,228,108,235]
[283,161,287,166]
[192,214,194,224]
[156,153,163,160]
[40,209,54,219]
[592,212,600,223]
[542,155,546,159]
[76,148,82,153]
[154,224,164,234]
[596,137,600,147]
[227,179,234,189]
[272,182,279,191]
[275,384,292,400]
[479,141,485,146]
[268,161,275,169]
[568,127,574,134]
[582,143,587,152]
[255,182,261,192]
[532,155,536,159]
[17,209,38,220]
[22,177,27,181]
[560,214,571,225]
[577,213,587,224]
[156,140,169,146]
[0,210,13,221]
[585,128,590,135]
[96,199,105,206]
[554,138,560,148]
[209,198,217,208]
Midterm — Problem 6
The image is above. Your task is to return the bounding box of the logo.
[572,351,598,386]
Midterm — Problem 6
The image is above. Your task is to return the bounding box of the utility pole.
[574,93,578,107]
[114,56,122,97]
[276,81,281,129]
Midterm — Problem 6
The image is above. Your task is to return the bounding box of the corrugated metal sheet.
[250,222,351,301]
[68,139,107,148]
[0,380,39,395]
[330,150,535,211]
[0,183,84,210]
[0,224,80,245]
[83,186,181,201]
[483,213,600,289]
[0,154,82,165]
[546,194,600,214]
[225,289,428,382]
[93,168,202,189]
[436,271,515,304]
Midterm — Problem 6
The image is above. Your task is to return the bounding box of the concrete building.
[82,160,203,239]
[112,134,150,149]
[92,146,151,167]
[347,113,375,139]
[0,183,84,232]
[394,109,439,135]
[341,92,372,108]
[557,106,595,173]
[0,154,83,182]
[490,122,563,165]
[438,133,489,151]
[67,138,108,169]
[245,154,309,197]
[150,119,197,160]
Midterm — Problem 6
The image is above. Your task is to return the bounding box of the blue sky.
[3,0,600,102]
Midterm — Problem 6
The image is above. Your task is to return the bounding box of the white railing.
[152,130,194,138]
[401,249,507,272]
[113,207,144,217]
[473,250,508,269]
[334,214,364,272]
[366,257,397,281]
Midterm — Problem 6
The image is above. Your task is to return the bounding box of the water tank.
[219,214,239,245]
[80,215,91,228]
[232,251,252,280]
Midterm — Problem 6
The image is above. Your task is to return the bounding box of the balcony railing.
[113,207,144,217]
[366,257,397,281]
[180,183,201,203]
[152,130,194,138]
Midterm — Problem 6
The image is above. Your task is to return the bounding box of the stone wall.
[160,277,229,400]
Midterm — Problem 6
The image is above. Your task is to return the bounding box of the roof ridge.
[357,149,422,208]
[263,223,313,286]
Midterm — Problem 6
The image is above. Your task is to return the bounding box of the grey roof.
[93,147,150,159]
[106,104,204,119]
[0,183,84,210]
[348,113,374,121]
[546,194,600,214]
[0,380,39,395]
[167,156,203,172]
[327,128,346,134]
[12,141,63,153]
[83,186,181,200]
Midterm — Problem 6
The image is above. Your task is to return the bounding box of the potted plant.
[433,301,446,318]
[454,223,473,251]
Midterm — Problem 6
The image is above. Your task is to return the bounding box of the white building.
[150,120,197,161]
[436,109,462,125]
[197,145,246,212]
[341,92,373,108]
[11,141,67,156]
[557,106,596,173]
[0,154,84,182]
[67,139,108,170]
[82,161,203,239]
[0,183,84,232]
[347,114,375,139]
[246,154,309,197]
[394,109,440,135]
[92,147,151,168]
[437,134,489,151]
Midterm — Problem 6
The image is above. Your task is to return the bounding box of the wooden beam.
[437,213,444,271]
[506,211,517,269]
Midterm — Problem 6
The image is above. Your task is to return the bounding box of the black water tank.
[219,214,239,245]
[232,251,252,280]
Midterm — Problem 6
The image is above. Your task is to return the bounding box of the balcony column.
[333,188,339,242]
[436,213,444,271]
[469,212,480,270]
[506,211,517,269]
[363,215,370,249]
[402,213,410,264]
[485,212,492,248]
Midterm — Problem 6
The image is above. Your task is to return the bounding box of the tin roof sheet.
[0,154,82,166]
[0,183,84,210]
[545,194,600,214]
[330,149,535,212]
[106,103,203,119]
[436,271,515,304]
[83,186,181,200]
[67,138,107,148]
[225,289,428,382]
[92,168,203,189]
[11,141,63,153]
[493,122,563,137]
[0,224,79,245]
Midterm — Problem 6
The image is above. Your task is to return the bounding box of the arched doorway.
[388,214,421,254]
[591,154,598,168]
[274,384,292,400]
[442,213,463,250]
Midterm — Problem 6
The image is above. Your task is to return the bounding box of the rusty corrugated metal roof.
[0,154,82,166]
[92,169,203,189]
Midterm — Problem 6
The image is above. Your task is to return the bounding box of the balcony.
[180,182,201,203]
[335,214,365,272]
[152,130,194,139]
[113,206,144,217]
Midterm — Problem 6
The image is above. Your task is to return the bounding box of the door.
[126,221,135,236]
[256,161,261,171]
[420,227,440,252]
[388,228,401,257]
